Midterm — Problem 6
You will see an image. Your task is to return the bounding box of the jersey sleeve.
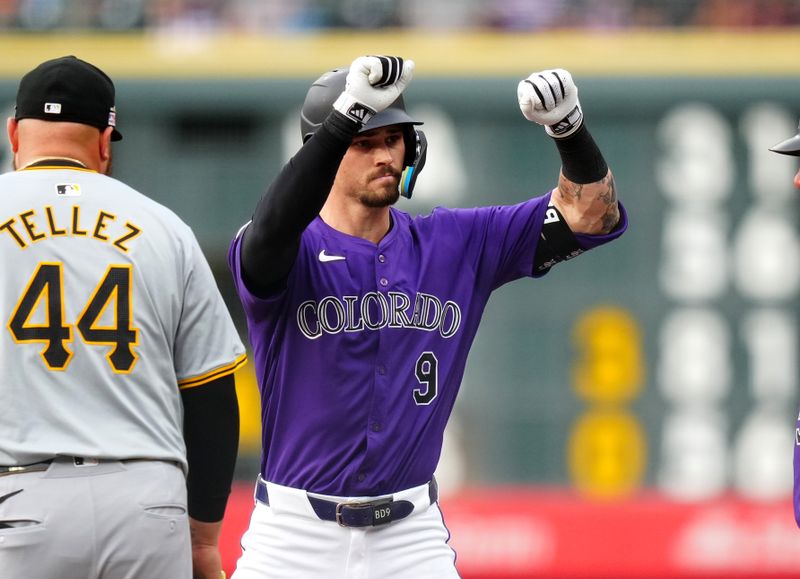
[445,191,627,290]
[175,230,247,389]
[444,193,547,289]
[228,226,289,311]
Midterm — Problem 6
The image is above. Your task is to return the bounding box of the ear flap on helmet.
[400,129,427,199]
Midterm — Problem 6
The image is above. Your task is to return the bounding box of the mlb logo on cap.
[44,103,62,114]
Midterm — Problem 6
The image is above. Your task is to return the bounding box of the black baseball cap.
[15,55,122,141]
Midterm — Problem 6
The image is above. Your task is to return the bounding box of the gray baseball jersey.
[229,193,627,497]
[0,162,246,469]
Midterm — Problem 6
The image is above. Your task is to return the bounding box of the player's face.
[337,126,405,208]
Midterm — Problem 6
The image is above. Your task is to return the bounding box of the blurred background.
[1,1,800,577]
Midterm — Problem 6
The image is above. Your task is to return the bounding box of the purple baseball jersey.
[229,191,627,496]
[795,413,800,527]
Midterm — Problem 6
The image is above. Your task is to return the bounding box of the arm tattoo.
[557,171,620,234]
[557,178,584,202]
[598,173,620,233]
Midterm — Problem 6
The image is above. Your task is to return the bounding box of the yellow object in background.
[235,360,261,453]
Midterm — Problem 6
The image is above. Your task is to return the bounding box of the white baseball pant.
[232,478,460,579]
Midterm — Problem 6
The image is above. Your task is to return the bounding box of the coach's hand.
[518,68,583,138]
[190,517,224,579]
[333,55,414,127]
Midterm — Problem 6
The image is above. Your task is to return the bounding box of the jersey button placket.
[366,248,389,482]
[377,252,388,287]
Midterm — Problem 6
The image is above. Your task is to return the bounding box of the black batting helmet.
[770,122,800,157]
[299,67,423,170]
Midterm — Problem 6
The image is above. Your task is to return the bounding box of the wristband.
[553,123,609,184]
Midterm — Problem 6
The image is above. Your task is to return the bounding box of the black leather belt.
[255,477,438,528]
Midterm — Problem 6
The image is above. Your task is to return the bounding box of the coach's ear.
[7,118,19,153]
[100,126,114,158]
[97,126,114,175]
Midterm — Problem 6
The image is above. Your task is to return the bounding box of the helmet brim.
[361,107,423,133]
[770,133,800,157]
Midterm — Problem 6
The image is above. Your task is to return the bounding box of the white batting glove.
[517,69,583,138]
[333,55,414,127]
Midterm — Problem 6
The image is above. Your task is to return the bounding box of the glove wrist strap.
[545,105,584,138]
[332,93,376,128]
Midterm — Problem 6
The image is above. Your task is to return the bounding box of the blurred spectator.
[0,0,15,26]
[480,0,572,30]
[0,0,799,31]
[145,0,223,31]
[16,0,66,29]
[222,0,327,32]
[399,0,479,29]
[98,0,145,29]
[335,0,399,28]
[691,0,800,27]
[578,0,637,30]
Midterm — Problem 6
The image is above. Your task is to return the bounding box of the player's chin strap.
[400,130,427,199]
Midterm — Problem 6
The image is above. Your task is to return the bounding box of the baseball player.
[228,55,627,578]
[0,56,246,579]
[770,122,800,527]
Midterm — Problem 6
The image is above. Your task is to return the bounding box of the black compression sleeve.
[240,111,359,293]
[553,123,609,184]
[181,373,239,522]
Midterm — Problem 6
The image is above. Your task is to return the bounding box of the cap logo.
[44,103,62,114]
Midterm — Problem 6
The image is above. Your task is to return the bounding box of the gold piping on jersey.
[20,157,88,170]
[178,353,248,390]
[21,165,97,173]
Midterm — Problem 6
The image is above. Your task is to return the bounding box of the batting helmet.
[299,67,427,198]
[770,122,800,157]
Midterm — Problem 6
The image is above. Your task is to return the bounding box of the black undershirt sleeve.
[181,373,239,522]
[240,111,359,294]
[552,123,608,184]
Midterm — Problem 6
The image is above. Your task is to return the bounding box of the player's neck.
[320,200,391,244]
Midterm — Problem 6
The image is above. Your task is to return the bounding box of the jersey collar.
[20,158,91,171]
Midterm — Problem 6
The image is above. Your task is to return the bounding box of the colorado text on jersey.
[296,291,462,339]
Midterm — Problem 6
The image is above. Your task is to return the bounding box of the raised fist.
[333,55,415,127]
[517,69,583,138]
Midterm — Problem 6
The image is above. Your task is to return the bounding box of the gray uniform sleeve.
[175,229,246,388]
